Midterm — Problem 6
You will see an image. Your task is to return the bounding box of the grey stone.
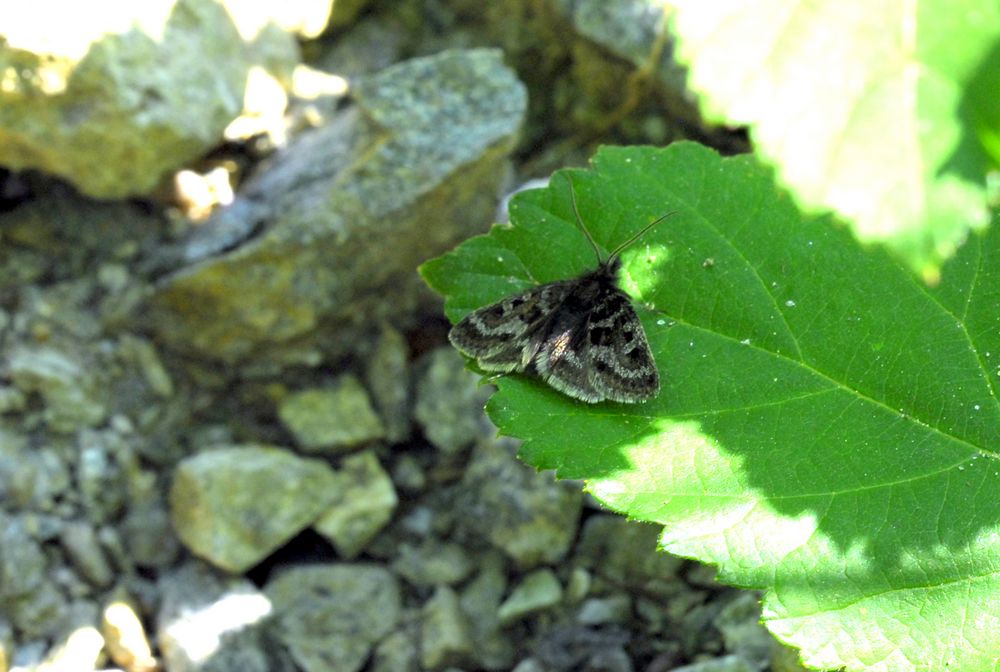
[459,552,515,670]
[0,516,68,638]
[76,428,133,523]
[117,334,175,398]
[589,648,634,672]
[364,325,412,443]
[392,539,474,587]
[564,567,592,604]
[120,469,181,569]
[576,515,683,595]
[576,594,632,626]
[169,445,340,572]
[390,453,427,493]
[498,569,563,626]
[670,655,757,672]
[316,18,407,78]
[147,49,526,364]
[0,434,70,511]
[414,347,490,454]
[157,562,281,672]
[59,521,114,588]
[371,628,420,672]
[421,587,474,670]
[456,440,582,567]
[6,345,106,432]
[266,564,401,672]
[713,592,772,670]
[278,375,386,452]
[0,0,299,198]
[314,450,398,558]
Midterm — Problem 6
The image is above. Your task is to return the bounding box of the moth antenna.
[607,209,677,261]
[565,175,605,263]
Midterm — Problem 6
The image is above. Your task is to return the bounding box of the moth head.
[564,174,676,267]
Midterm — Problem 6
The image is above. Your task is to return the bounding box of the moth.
[448,178,674,403]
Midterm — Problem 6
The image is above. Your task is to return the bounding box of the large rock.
[265,564,401,672]
[169,445,340,572]
[0,0,300,198]
[146,48,527,363]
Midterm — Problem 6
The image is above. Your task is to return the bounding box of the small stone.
[392,540,474,587]
[102,599,157,672]
[390,453,427,493]
[157,562,274,672]
[669,654,757,672]
[7,345,106,432]
[456,440,581,567]
[576,515,683,595]
[371,629,419,672]
[413,347,489,453]
[169,445,340,572]
[278,375,385,452]
[0,515,68,638]
[267,564,401,672]
[713,592,771,670]
[41,626,105,672]
[421,587,473,670]
[459,553,514,670]
[364,325,412,443]
[59,521,114,588]
[564,567,592,604]
[498,569,563,626]
[314,450,398,559]
[118,334,175,398]
[576,594,632,626]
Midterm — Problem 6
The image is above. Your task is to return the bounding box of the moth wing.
[585,291,660,403]
[533,319,605,403]
[448,280,574,372]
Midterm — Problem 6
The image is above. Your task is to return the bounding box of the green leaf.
[420,143,1000,672]
[669,0,1000,274]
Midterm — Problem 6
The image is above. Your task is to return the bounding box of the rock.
[364,325,412,443]
[147,49,527,363]
[421,587,473,670]
[575,515,683,595]
[498,569,563,626]
[59,521,114,588]
[102,598,158,672]
[120,469,181,569]
[371,628,420,672]
[459,552,515,670]
[266,564,401,672]
[390,453,427,494]
[314,450,398,558]
[414,347,490,454]
[0,620,11,672]
[278,375,386,452]
[169,445,340,572]
[564,567,592,604]
[391,539,474,587]
[0,514,68,638]
[0,0,299,198]
[0,433,70,511]
[157,562,277,672]
[456,440,582,567]
[670,655,757,672]
[6,345,106,433]
[38,626,105,672]
[576,594,632,626]
[532,624,630,671]
[713,592,772,670]
[76,428,132,524]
